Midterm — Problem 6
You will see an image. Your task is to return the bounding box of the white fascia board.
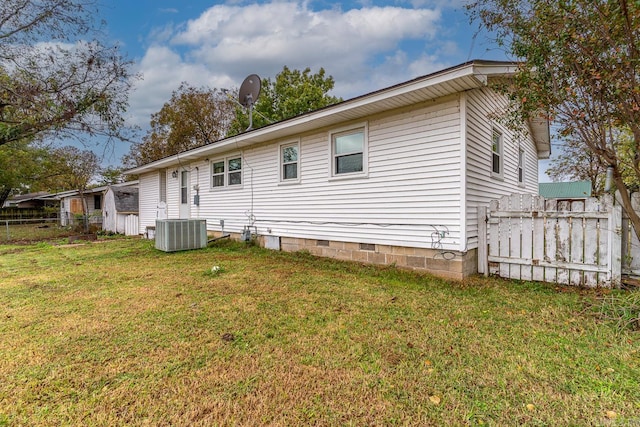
[528,115,551,159]
[471,63,518,82]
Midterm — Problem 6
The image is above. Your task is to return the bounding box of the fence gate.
[478,194,622,288]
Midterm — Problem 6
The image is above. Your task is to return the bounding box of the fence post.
[478,206,488,276]
[4,220,8,241]
[609,205,622,288]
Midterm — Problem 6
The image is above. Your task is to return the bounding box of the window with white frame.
[212,160,225,188]
[211,156,242,189]
[280,142,299,181]
[159,169,167,202]
[180,170,188,204]
[331,126,366,176]
[518,147,525,184]
[492,130,503,177]
[228,157,242,185]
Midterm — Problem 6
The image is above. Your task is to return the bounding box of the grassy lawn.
[0,222,75,243]
[0,238,638,426]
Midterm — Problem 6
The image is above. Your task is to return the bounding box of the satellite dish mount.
[238,74,261,131]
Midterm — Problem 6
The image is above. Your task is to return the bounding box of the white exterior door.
[179,170,190,219]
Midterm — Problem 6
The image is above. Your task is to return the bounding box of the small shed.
[103,186,139,235]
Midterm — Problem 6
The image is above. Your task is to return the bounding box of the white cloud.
[127,0,463,131]
[410,0,470,8]
[167,2,442,97]
[127,45,235,126]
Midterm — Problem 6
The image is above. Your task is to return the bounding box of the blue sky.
[91,0,550,178]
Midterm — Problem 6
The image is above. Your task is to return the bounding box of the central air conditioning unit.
[155,219,207,252]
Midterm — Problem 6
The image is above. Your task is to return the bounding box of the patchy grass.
[0,221,74,243]
[0,238,638,426]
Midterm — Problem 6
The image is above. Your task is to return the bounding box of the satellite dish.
[238,74,261,131]
[238,74,261,108]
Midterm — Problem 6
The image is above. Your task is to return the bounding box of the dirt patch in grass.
[0,238,638,425]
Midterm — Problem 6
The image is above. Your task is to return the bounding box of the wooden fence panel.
[583,198,600,287]
[570,215,583,286]
[610,205,622,287]
[543,201,558,283]
[481,194,621,288]
[520,195,533,282]
[488,200,500,276]
[498,196,511,279]
[509,194,523,280]
[532,196,545,282]
[556,210,571,285]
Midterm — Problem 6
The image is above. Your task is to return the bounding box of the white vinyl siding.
[138,172,161,234]
[465,86,539,250]
[137,87,541,254]
[137,96,465,250]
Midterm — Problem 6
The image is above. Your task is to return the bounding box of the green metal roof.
[538,181,592,199]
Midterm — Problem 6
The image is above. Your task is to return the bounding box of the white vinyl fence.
[478,193,632,288]
[124,214,139,236]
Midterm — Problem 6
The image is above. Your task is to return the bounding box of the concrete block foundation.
[257,235,478,280]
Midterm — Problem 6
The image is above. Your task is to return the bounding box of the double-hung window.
[180,170,189,203]
[518,147,525,185]
[331,125,367,177]
[228,157,242,185]
[159,169,167,203]
[211,156,242,189]
[280,142,299,182]
[212,161,225,187]
[491,130,503,178]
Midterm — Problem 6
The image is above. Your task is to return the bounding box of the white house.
[126,60,550,279]
[58,188,102,227]
[102,184,139,235]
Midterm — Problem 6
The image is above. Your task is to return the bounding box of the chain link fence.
[1,218,68,242]
[0,216,103,243]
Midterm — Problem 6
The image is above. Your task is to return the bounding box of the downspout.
[459,92,468,253]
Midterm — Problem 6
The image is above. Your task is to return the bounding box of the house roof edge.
[126,60,523,175]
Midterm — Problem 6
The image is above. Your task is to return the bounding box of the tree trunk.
[0,188,10,208]
[79,190,89,234]
[613,171,640,242]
